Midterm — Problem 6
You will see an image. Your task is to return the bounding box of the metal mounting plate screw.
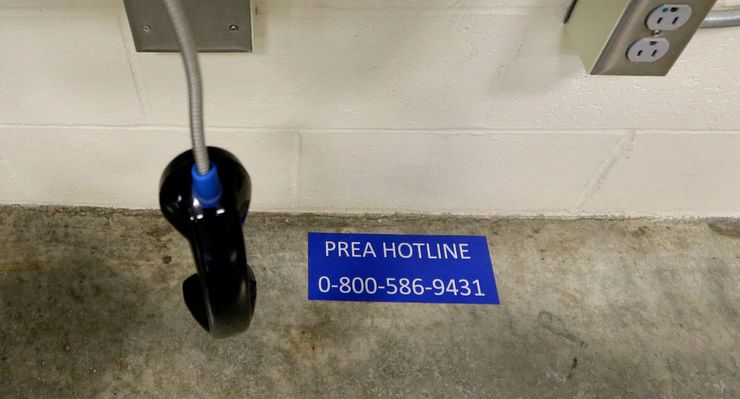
[229,25,239,31]
[142,25,152,32]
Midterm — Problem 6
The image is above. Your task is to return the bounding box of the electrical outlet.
[627,38,670,62]
[646,4,693,31]
[565,0,716,76]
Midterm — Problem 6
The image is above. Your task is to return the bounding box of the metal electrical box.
[565,0,716,76]
[123,0,252,52]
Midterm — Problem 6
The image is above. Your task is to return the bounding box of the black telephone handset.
[159,147,256,338]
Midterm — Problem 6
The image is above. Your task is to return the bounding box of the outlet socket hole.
[627,37,670,62]
[647,4,693,31]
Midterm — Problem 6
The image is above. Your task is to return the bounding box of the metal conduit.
[702,9,740,29]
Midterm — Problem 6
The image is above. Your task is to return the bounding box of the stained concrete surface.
[0,206,738,398]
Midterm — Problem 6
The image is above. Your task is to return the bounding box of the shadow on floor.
[0,234,166,397]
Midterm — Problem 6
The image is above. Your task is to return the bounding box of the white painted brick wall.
[0,0,739,216]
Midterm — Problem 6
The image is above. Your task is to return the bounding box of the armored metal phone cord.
[162,0,210,176]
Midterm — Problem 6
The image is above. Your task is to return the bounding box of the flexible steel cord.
[162,0,210,175]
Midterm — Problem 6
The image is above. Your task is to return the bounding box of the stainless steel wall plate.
[123,0,252,53]
[565,0,716,76]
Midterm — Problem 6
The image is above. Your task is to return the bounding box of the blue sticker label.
[308,233,499,304]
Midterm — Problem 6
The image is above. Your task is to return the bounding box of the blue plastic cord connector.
[191,163,222,208]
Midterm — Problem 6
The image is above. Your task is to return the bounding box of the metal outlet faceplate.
[596,0,715,75]
[567,0,717,76]
[123,0,252,52]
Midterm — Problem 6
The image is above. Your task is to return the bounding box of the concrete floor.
[0,206,738,398]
